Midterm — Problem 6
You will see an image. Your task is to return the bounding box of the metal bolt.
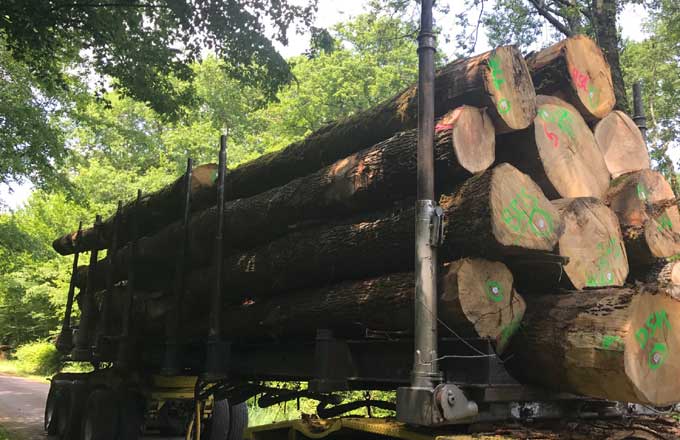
[653,352,662,364]
[447,389,456,406]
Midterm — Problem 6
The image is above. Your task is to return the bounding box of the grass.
[0,360,48,383]
[0,425,14,440]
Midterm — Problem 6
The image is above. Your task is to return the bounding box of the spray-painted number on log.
[501,188,554,238]
[485,280,504,303]
[637,183,649,201]
[571,66,600,107]
[586,238,623,287]
[635,310,672,370]
[537,108,576,147]
[657,212,673,232]
[602,335,623,350]
[489,56,511,115]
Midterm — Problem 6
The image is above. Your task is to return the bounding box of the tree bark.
[605,170,680,267]
[77,164,564,300]
[510,197,628,291]
[52,164,217,255]
[97,107,496,271]
[594,110,651,178]
[526,35,616,121]
[591,0,628,111]
[138,261,526,353]
[496,95,610,199]
[505,284,680,406]
[53,46,535,256]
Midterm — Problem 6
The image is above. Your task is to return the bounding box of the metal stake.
[97,201,123,358]
[118,190,141,367]
[162,158,194,375]
[56,221,83,353]
[632,81,647,142]
[72,215,102,361]
[204,134,230,380]
[412,0,440,390]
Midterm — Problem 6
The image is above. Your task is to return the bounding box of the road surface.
[0,374,181,439]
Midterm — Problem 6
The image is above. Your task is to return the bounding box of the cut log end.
[594,111,651,178]
[607,170,680,264]
[483,46,536,133]
[527,35,615,121]
[440,259,525,354]
[624,291,680,406]
[439,106,495,174]
[534,95,610,198]
[563,35,616,120]
[489,163,563,251]
[552,197,629,289]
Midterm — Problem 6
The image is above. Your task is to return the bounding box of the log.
[526,35,616,121]
[606,170,680,266]
[495,95,610,199]
[505,285,680,405]
[53,46,535,256]
[100,107,496,271]
[594,110,651,178]
[510,197,628,291]
[77,164,564,299]
[51,164,217,255]
[139,260,526,353]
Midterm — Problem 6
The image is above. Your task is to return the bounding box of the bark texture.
[506,285,680,405]
[96,107,496,271]
[53,47,534,256]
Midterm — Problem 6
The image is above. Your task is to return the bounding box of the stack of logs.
[54,35,680,407]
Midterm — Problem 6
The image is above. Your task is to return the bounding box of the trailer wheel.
[115,391,145,440]
[207,399,248,440]
[81,389,119,440]
[44,382,60,435]
[57,380,88,440]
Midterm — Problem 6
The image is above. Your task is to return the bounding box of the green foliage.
[0,12,423,349]
[621,0,680,183]
[14,341,62,376]
[0,39,67,188]
[247,14,419,153]
[0,0,318,117]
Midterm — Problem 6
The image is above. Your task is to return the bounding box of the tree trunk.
[139,261,526,353]
[605,170,680,267]
[52,164,217,255]
[53,46,536,256]
[594,110,651,178]
[526,35,616,121]
[510,197,628,291]
[505,284,680,406]
[496,95,610,199]
[591,0,628,111]
[100,107,496,271]
[77,164,564,299]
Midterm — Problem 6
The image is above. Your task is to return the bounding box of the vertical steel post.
[632,81,647,142]
[99,201,122,354]
[412,0,440,389]
[204,134,229,380]
[162,158,193,375]
[118,190,141,367]
[56,221,83,353]
[73,215,102,361]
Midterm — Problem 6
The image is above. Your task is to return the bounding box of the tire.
[208,399,248,440]
[80,389,119,440]
[58,380,89,440]
[227,402,248,440]
[115,391,145,440]
[44,382,60,435]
